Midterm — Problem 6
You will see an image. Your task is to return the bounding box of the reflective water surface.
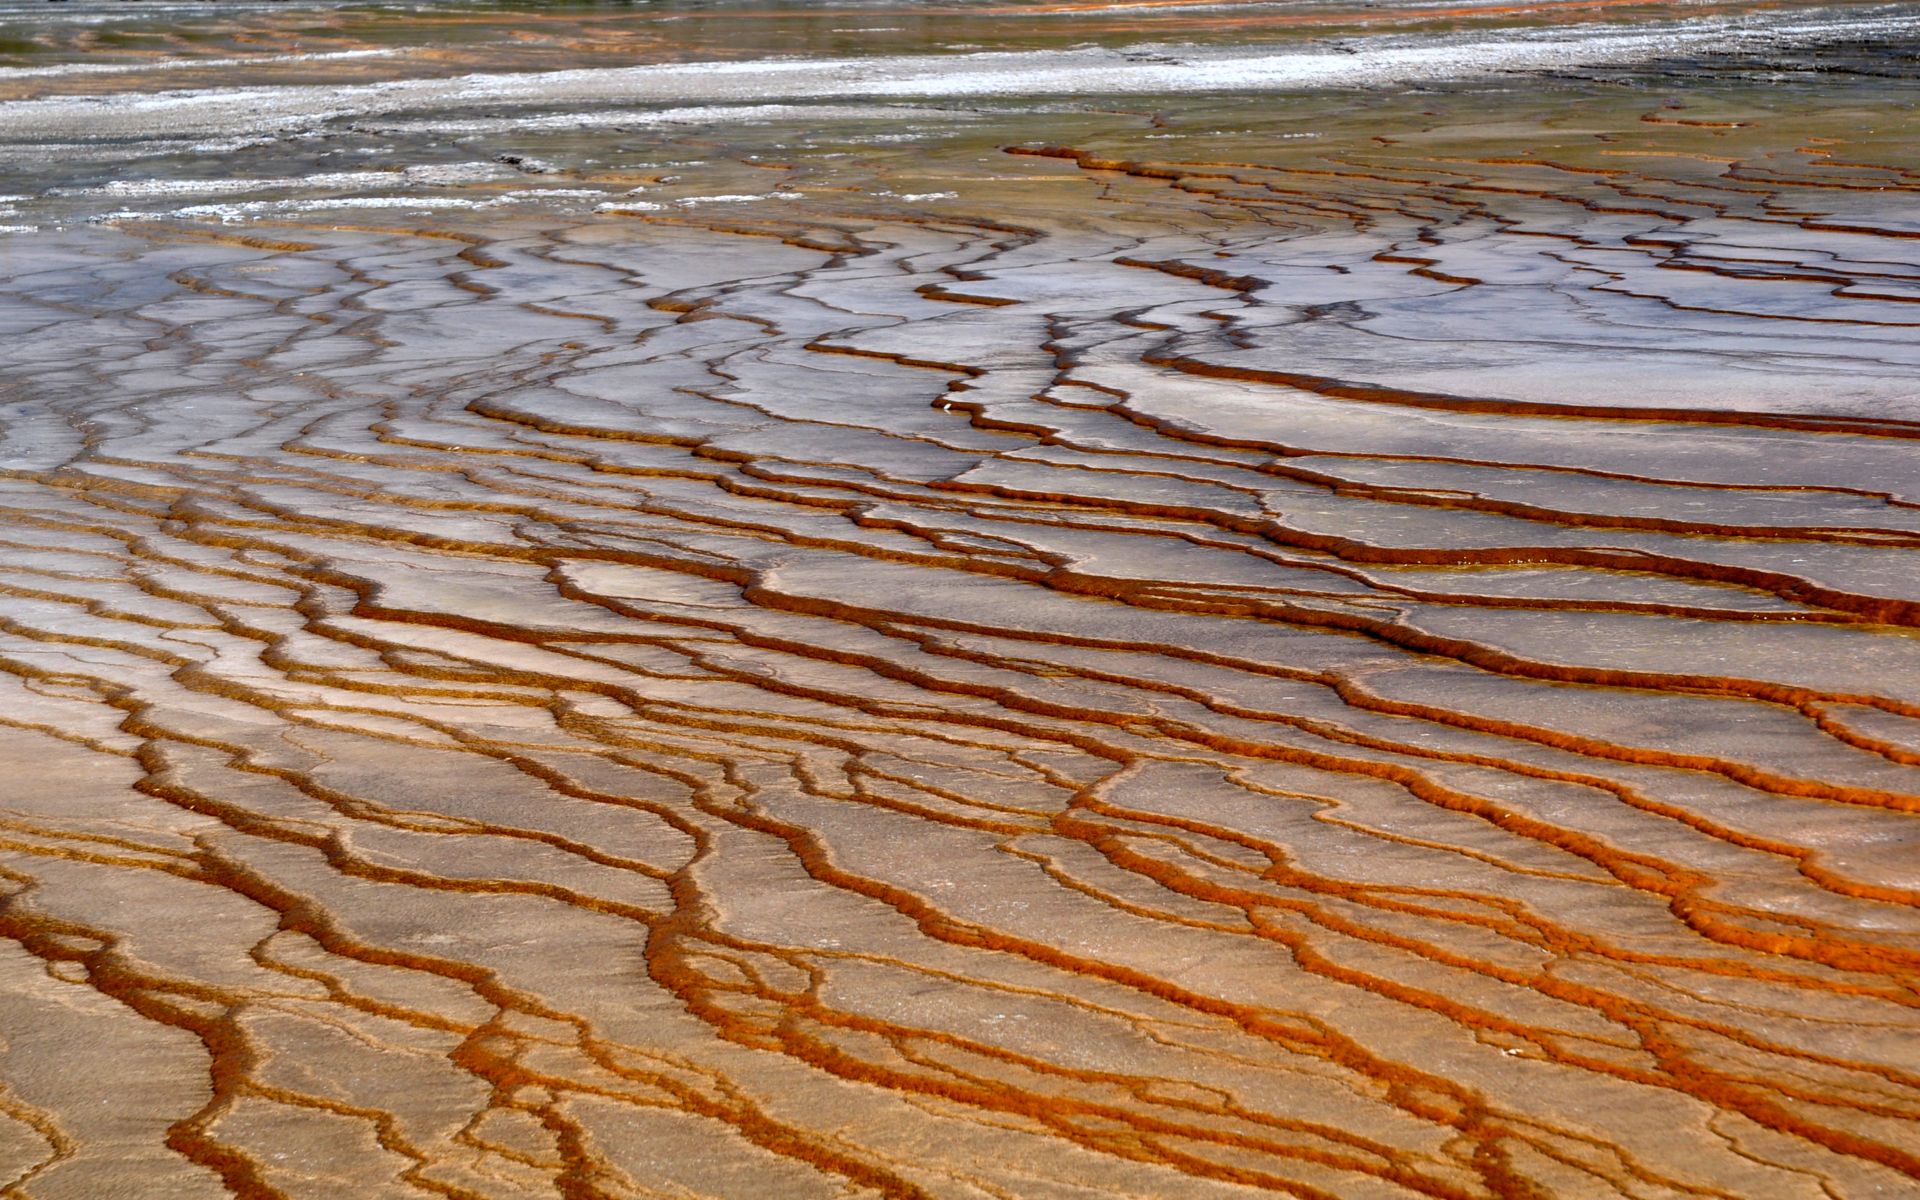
[0,2,1917,1197]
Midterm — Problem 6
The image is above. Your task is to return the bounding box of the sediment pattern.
[2,24,1919,1198]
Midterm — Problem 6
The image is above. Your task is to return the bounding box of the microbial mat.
[0,1,1915,1196]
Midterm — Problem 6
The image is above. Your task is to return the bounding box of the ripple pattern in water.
[0,9,1918,1199]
